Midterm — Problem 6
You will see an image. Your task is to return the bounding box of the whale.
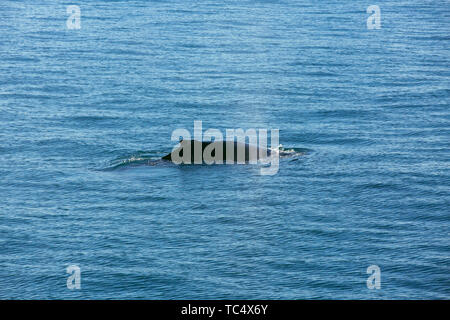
[162,139,272,164]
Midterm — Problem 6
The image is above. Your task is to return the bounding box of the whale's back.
[162,140,271,163]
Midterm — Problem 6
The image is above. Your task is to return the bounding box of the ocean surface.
[0,0,449,299]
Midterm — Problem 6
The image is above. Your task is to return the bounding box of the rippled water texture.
[0,1,449,299]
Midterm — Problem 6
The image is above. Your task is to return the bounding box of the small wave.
[274,145,311,157]
[103,151,164,171]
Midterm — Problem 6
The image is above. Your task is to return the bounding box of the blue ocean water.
[0,0,449,299]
